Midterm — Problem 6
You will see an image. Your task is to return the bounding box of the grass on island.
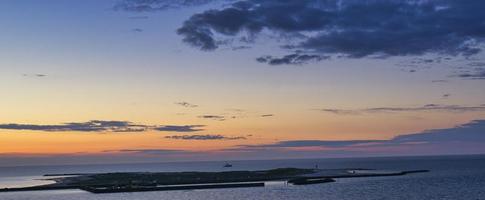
[61,168,317,187]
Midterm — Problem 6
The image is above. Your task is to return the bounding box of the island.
[0,168,429,194]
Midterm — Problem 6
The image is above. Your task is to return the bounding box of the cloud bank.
[177,0,485,64]
[0,120,147,132]
[320,104,485,115]
[0,120,205,133]
[231,119,485,153]
[2,120,484,166]
[154,125,205,132]
[455,68,485,80]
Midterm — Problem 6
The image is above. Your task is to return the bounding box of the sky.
[0,0,485,166]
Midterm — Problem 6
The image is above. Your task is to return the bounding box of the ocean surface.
[0,155,484,200]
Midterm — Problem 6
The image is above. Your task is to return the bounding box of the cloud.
[319,104,485,115]
[256,54,329,65]
[442,94,451,99]
[3,120,485,166]
[319,109,360,115]
[467,62,485,67]
[165,134,246,140]
[392,120,485,143]
[226,108,245,112]
[132,28,143,32]
[175,101,198,108]
[454,69,485,80]
[154,125,205,132]
[23,74,47,78]
[239,140,385,149]
[231,120,485,151]
[231,45,251,50]
[0,120,147,132]
[177,0,485,64]
[198,115,225,121]
[0,120,206,133]
[114,0,220,12]
[260,114,274,117]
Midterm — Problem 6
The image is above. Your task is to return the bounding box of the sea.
[0,155,484,200]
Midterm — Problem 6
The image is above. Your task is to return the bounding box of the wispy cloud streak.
[198,115,226,121]
[0,120,206,133]
[0,120,147,132]
[155,125,205,132]
[175,101,198,108]
[114,0,220,12]
[165,134,246,140]
[319,104,485,115]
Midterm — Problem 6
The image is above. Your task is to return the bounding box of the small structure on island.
[223,162,233,168]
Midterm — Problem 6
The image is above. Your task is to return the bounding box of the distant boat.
[223,162,233,168]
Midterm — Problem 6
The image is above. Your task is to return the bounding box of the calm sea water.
[0,155,484,200]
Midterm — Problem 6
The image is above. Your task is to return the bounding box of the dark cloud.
[0,121,206,133]
[198,115,225,121]
[320,104,485,115]
[318,109,359,115]
[454,68,485,80]
[231,46,251,50]
[0,120,147,132]
[132,28,144,32]
[260,114,274,117]
[392,120,485,143]
[233,120,485,150]
[175,101,198,108]
[256,54,329,65]
[154,125,205,132]
[178,0,485,64]
[114,0,220,12]
[23,74,47,78]
[165,134,246,140]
